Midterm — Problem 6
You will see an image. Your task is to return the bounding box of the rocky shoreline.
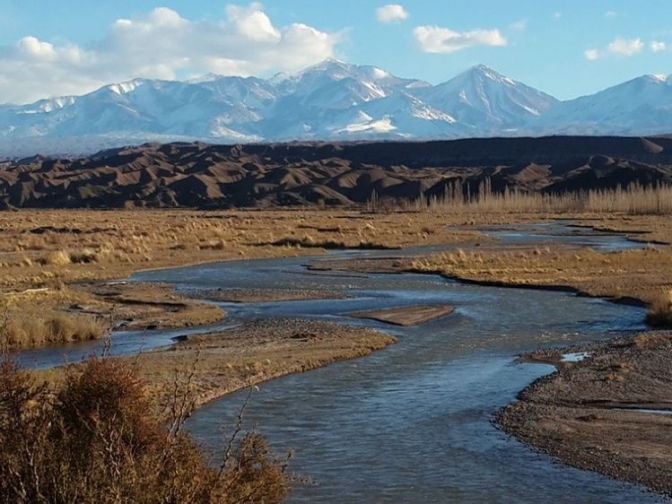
[496,331,672,497]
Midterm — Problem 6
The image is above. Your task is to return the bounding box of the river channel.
[14,224,667,502]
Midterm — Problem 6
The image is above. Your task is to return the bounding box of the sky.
[0,0,670,104]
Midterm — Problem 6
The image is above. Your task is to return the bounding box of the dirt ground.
[496,332,672,497]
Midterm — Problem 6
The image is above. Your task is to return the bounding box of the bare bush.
[0,356,291,503]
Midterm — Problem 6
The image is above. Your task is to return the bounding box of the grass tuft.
[645,289,672,327]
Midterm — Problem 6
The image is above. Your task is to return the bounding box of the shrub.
[43,250,72,266]
[0,356,291,503]
[645,289,672,327]
[69,248,98,264]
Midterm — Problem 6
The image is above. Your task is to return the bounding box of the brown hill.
[2,136,672,209]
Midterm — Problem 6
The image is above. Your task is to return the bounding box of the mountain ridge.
[2,136,672,210]
[0,61,671,157]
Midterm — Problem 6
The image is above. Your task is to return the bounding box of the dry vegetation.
[0,355,291,504]
[4,185,672,351]
[644,289,672,327]
[409,245,672,305]
[0,208,480,350]
[413,181,672,216]
[0,208,481,293]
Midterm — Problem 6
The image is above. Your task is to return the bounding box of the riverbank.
[496,331,672,497]
[38,318,397,410]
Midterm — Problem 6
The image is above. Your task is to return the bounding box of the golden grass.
[0,208,484,294]
[410,242,672,316]
[1,189,672,351]
[2,310,106,348]
[645,290,672,327]
[416,182,672,216]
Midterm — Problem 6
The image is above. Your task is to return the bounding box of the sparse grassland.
[0,208,482,350]
[0,208,483,293]
[409,243,672,309]
[3,198,672,351]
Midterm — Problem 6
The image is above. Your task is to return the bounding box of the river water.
[13,224,666,502]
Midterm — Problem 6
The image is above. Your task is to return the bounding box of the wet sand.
[496,331,672,497]
[349,304,454,326]
[184,287,350,303]
[130,318,397,408]
[73,281,225,330]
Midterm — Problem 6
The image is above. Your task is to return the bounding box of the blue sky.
[0,1,669,103]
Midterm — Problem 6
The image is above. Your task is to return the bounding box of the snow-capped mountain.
[530,74,672,136]
[0,60,671,157]
[415,64,558,132]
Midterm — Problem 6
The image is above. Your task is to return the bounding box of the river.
[13,223,666,502]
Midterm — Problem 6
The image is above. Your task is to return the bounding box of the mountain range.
[0,60,671,157]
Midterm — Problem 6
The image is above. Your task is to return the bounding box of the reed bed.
[371,182,672,216]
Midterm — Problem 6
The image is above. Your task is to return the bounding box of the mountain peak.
[301,58,353,74]
[188,72,224,84]
[465,64,516,85]
[644,74,671,84]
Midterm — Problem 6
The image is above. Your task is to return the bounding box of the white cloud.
[0,3,343,104]
[510,20,527,32]
[584,38,644,60]
[651,40,667,53]
[604,11,617,18]
[376,4,409,24]
[414,26,507,53]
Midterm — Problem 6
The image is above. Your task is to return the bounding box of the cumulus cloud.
[584,38,644,60]
[414,26,507,53]
[651,40,667,53]
[376,4,409,24]
[0,3,343,104]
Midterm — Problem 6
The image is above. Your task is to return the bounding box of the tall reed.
[369,181,672,215]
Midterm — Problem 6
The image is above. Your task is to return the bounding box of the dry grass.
[645,290,672,327]
[0,208,483,294]
[410,243,672,317]
[411,182,672,216]
[1,196,671,350]
[3,312,106,348]
[0,282,225,350]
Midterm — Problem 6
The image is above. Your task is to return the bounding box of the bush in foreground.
[0,357,290,504]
